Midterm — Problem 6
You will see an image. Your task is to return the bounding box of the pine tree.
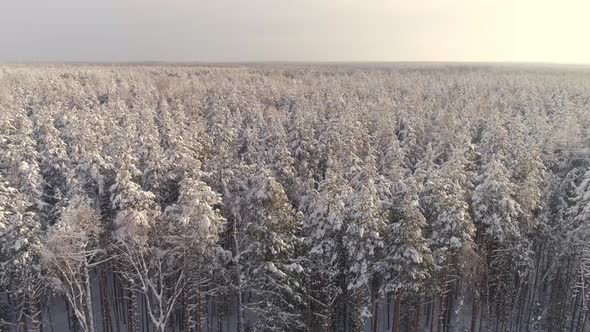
[422,151,475,331]
[0,174,44,330]
[379,181,434,332]
[41,196,102,332]
[228,167,304,331]
[473,159,521,243]
[473,156,528,327]
[343,155,386,328]
[33,111,72,225]
[0,110,46,329]
[163,166,226,331]
[110,153,159,241]
[304,166,353,331]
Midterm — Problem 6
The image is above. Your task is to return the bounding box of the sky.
[1,0,589,64]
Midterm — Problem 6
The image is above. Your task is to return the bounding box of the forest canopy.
[1,64,590,331]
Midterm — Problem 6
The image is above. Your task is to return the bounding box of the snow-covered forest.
[1,64,590,332]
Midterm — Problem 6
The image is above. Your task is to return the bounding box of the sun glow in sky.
[1,0,588,64]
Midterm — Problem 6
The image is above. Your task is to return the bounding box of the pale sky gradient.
[1,0,589,64]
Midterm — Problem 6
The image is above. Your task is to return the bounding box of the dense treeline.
[1,64,590,331]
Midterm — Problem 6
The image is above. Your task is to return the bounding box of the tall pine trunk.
[354,291,361,332]
[430,297,436,332]
[327,301,334,332]
[372,291,379,332]
[196,287,203,332]
[387,296,391,331]
[113,275,122,332]
[216,303,223,332]
[471,288,480,332]
[231,216,243,332]
[445,289,454,331]
[100,269,113,332]
[84,259,96,332]
[438,293,446,332]
[438,269,449,332]
[20,305,29,332]
[414,300,421,332]
[27,299,43,332]
[525,244,544,330]
[393,294,401,332]
[182,291,190,332]
[581,309,588,332]
[126,289,138,332]
[132,291,139,332]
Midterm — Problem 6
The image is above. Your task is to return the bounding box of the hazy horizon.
[2,0,589,64]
